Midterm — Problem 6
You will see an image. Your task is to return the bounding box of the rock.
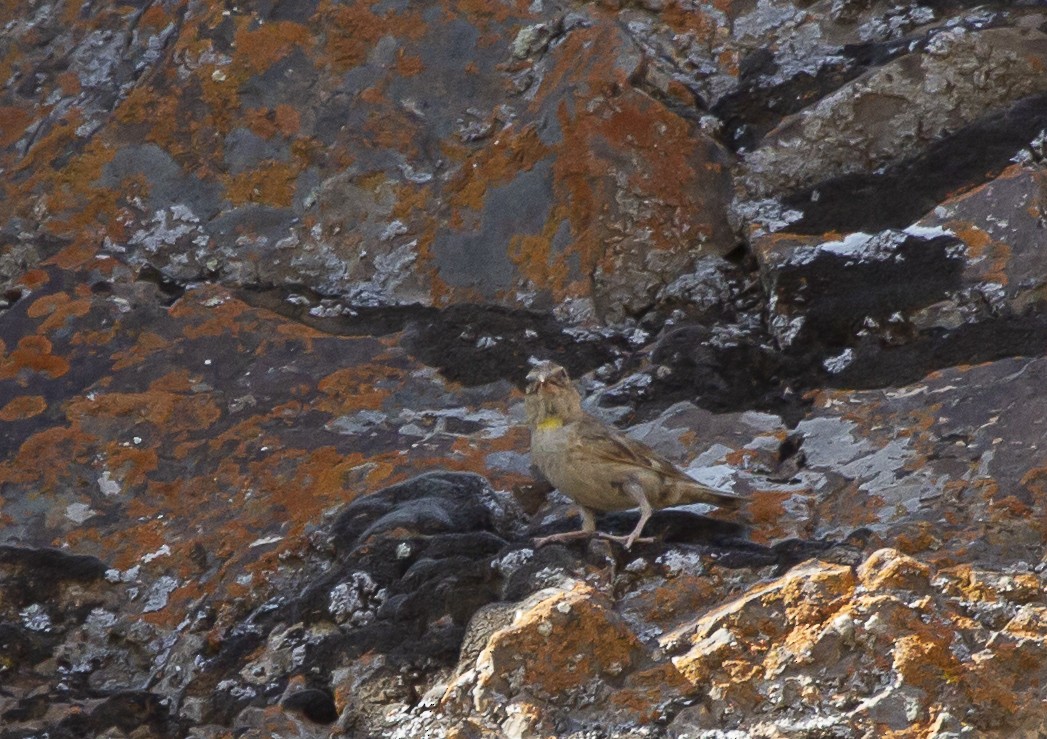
[329,471,497,551]
[742,26,1047,198]
[755,228,967,351]
[857,548,932,594]
[0,0,738,322]
[468,582,694,726]
[6,0,1047,736]
[751,163,1047,391]
[665,551,1047,736]
[471,584,643,707]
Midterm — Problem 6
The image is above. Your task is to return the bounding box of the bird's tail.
[673,479,747,510]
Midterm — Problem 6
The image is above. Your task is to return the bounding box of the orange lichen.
[104,443,160,488]
[0,105,32,147]
[70,326,118,348]
[448,126,550,213]
[746,490,791,529]
[858,549,932,593]
[67,391,222,431]
[716,48,740,77]
[110,509,169,569]
[273,104,302,137]
[196,65,242,136]
[149,369,196,393]
[233,20,312,76]
[112,332,174,371]
[113,79,188,156]
[950,223,992,260]
[609,663,694,722]
[27,292,93,330]
[1021,467,1047,496]
[244,105,303,139]
[362,105,420,153]
[174,295,250,338]
[660,2,719,41]
[15,270,49,290]
[239,446,376,533]
[455,0,516,23]
[0,395,47,421]
[316,364,403,411]
[0,425,93,489]
[480,583,643,696]
[895,521,944,555]
[274,321,326,345]
[0,335,70,379]
[139,4,171,30]
[21,131,118,242]
[224,160,300,207]
[394,50,424,77]
[991,495,1034,517]
[778,563,856,627]
[318,0,387,72]
[893,632,962,690]
[47,237,100,269]
[56,70,81,96]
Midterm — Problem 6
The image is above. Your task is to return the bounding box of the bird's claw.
[532,531,656,550]
[532,530,594,548]
[596,532,655,550]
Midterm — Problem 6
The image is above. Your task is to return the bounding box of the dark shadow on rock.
[0,622,57,677]
[9,690,184,739]
[782,92,1047,234]
[282,688,338,724]
[825,313,1047,389]
[625,323,814,427]
[714,32,929,150]
[599,509,748,546]
[135,264,187,305]
[639,219,1047,421]
[235,292,625,388]
[768,232,966,349]
[525,508,752,553]
[237,283,438,336]
[401,303,625,388]
[765,528,877,574]
[526,508,874,575]
[0,546,109,608]
[715,51,878,152]
[716,13,1028,152]
[0,546,108,581]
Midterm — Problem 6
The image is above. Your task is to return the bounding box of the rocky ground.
[3,0,1047,737]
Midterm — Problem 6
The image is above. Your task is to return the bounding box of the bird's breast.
[529,425,571,482]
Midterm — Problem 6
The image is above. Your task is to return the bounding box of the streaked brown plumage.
[524,361,744,548]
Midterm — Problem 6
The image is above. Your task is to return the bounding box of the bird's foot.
[532,530,593,548]
[595,532,655,550]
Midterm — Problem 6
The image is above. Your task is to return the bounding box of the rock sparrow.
[524,361,745,548]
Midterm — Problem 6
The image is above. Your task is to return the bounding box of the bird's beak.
[525,370,545,394]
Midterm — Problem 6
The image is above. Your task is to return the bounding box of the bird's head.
[524,361,582,428]
[525,361,571,393]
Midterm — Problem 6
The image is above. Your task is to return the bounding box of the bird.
[524,360,745,549]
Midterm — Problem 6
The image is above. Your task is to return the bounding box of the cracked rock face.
[4,0,1047,737]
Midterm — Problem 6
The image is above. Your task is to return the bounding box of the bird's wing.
[570,417,698,483]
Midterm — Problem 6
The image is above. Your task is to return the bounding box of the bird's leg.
[533,506,597,548]
[579,507,596,533]
[595,480,654,550]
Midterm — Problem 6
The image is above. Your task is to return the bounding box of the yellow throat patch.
[536,417,564,431]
